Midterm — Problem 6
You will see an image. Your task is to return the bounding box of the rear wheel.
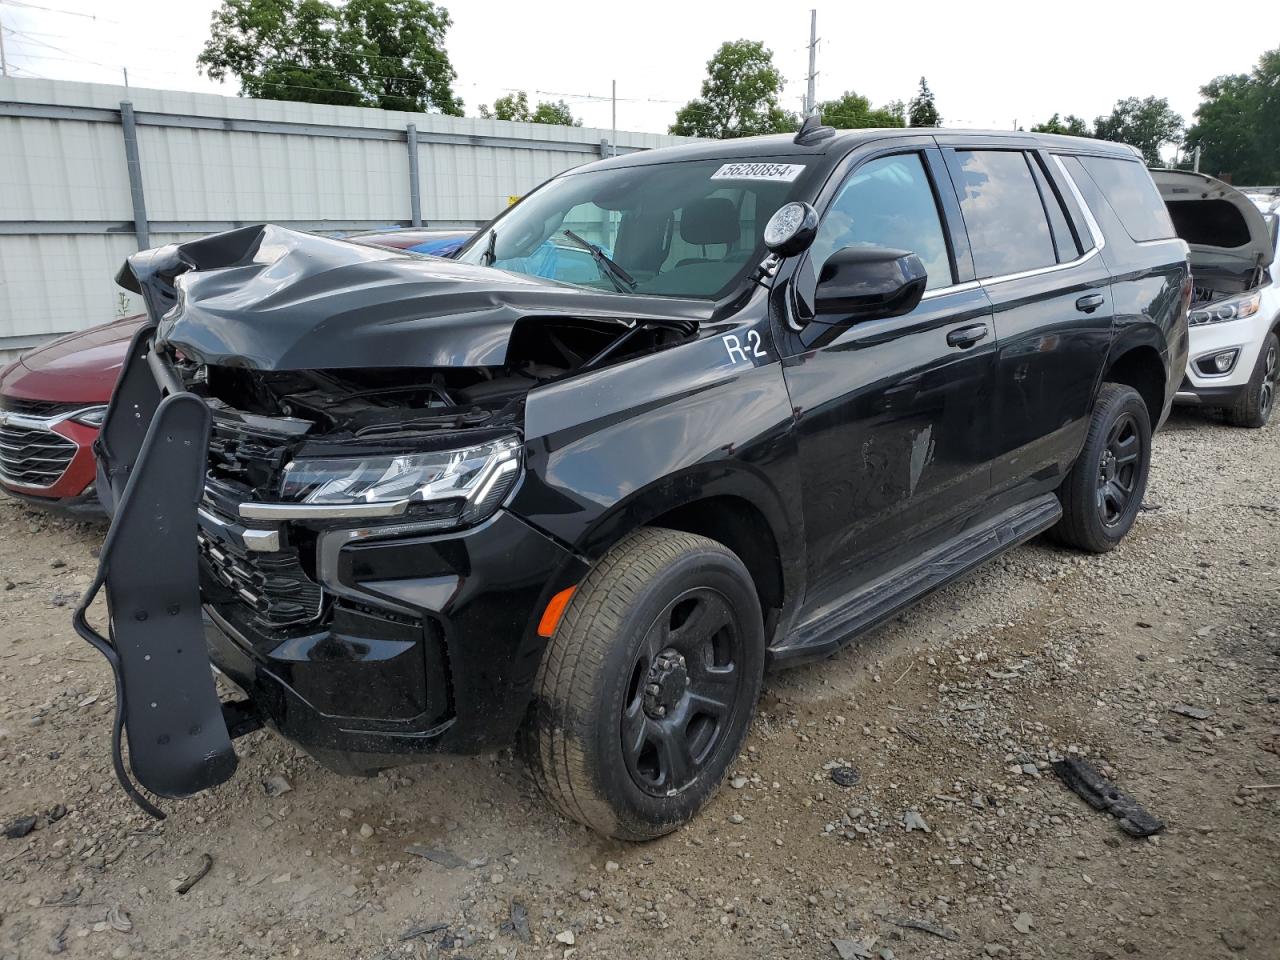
[522,528,764,840]
[1225,332,1278,428]
[1052,382,1152,553]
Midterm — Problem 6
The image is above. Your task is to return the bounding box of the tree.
[198,0,464,115]
[1031,113,1091,137]
[1184,48,1280,183]
[1093,96,1182,166]
[818,90,905,129]
[478,91,581,126]
[669,40,796,138]
[907,77,940,127]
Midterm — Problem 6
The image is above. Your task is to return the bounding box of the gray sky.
[0,0,1273,150]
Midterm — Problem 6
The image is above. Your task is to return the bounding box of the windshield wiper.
[561,229,636,293]
[481,229,497,266]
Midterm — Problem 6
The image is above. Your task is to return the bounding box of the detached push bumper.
[73,325,248,818]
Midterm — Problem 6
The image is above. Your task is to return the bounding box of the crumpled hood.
[116,224,708,370]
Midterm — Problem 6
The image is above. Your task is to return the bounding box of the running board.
[769,494,1062,667]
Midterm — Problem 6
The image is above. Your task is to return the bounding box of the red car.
[0,229,473,515]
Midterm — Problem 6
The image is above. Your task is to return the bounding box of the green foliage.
[818,90,905,129]
[1031,113,1091,137]
[907,77,940,127]
[1092,96,1182,166]
[198,0,463,115]
[478,91,581,126]
[1184,48,1280,183]
[669,40,797,138]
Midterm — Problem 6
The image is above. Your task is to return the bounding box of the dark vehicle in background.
[0,228,474,514]
[77,125,1187,839]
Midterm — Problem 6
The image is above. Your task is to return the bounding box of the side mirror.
[814,246,927,322]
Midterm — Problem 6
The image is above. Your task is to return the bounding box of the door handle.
[1075,293,1105,313]
[946,323,989,349]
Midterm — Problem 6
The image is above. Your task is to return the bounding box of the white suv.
[1157,173,1279,427]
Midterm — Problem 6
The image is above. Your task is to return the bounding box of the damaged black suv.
[76,121,1189,839]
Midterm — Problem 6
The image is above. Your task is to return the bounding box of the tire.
[1224,332,1278,428]
[1052,382,1152,553]
[522,527,765,840]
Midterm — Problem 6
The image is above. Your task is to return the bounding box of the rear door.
[936,137,1114,507]
[778,143,998,613]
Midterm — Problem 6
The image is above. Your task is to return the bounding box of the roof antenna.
[794,113,835,146]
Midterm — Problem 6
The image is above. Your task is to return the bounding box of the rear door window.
[1027,156,1081,262]
[948,150,1058,278]
[1076,156,1176,243]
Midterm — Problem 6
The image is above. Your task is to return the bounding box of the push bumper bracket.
[73,326,238,818]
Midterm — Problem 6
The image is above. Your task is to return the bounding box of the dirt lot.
[1,408,1277,960]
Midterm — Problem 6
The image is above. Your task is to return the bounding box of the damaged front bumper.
[76,326,584,816]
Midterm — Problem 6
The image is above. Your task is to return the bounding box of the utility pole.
[611,79,616,157]
[805,9,817,116]
[122,66,129,89]
[1193,145,1201,173]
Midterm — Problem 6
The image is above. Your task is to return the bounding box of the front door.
[778,147,998,615]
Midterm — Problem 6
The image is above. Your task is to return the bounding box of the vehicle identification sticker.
[710,162,804,182]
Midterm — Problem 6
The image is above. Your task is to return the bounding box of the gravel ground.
[1,408,1277,960]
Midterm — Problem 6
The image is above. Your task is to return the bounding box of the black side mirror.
[814,246,927,322]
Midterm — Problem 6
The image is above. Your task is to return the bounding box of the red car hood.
[1,316,146,405]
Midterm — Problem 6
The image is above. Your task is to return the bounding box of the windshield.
[457,157,815,300]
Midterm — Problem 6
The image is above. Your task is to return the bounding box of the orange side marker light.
[537,585,577,638]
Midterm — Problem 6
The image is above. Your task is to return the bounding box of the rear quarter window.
[1075,156,1176,243]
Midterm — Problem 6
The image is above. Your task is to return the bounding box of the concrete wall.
[0,77,692,362]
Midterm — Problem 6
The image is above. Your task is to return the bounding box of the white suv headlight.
[238,435,522,524]
[1189,291,1261,326]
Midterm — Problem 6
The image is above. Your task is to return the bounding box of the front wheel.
[522,528,765,840]
[1224,332,1278,428]
[1052,382,1152,553]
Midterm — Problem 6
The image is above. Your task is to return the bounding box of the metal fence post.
[119,101,150,250]
[406,123,422,227]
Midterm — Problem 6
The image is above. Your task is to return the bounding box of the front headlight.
[267,435,521,525]
[1189,291,1261,326]
[70,405,108,427]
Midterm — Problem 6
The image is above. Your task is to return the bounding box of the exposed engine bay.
[188,315,694,442]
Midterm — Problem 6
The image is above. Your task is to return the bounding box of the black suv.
[77,122,1189,839]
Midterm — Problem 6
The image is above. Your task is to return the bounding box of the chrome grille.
[0,422,77,488]
[197,528,323,628]
[0,396,78,418]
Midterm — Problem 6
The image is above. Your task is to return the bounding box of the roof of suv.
[590,128,1142,171]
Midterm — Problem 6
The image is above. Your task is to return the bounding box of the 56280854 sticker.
[710,162,805,183]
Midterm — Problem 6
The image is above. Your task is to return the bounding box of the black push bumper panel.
[73,326,239,817]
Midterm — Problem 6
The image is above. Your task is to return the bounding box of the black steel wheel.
[522,528,764,840]
[1096,411,1141,527]
[1053,382,1152,553]
[621,587,746,797]
[1226,332,1279,428]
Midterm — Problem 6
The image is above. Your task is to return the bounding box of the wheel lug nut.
[656,706,666,717]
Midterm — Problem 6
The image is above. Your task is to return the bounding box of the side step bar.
[770,493,1062,667]
[73,326,242,818]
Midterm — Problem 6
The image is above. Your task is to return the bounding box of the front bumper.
[198,505,581,776]
[1174,309,1270,404]
[77,327,583,814]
